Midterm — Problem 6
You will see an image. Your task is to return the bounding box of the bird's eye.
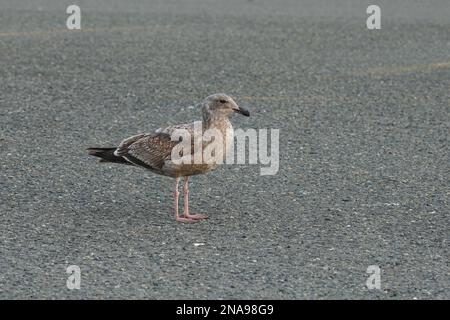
[219,99,227,104]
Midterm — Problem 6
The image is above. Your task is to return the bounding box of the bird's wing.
[115,133,147,155]
[115,132,179,170]
[115,121,201,171]
[159,121,203,148]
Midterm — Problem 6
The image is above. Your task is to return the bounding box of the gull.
[87,93,250,223]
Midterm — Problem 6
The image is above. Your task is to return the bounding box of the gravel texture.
[0,0,449,299]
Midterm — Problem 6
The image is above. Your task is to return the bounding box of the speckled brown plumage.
[87,93,250,223]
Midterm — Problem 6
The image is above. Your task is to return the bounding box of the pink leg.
[183,176,208,220]
[174,177,190,223]
[174,177,197,223]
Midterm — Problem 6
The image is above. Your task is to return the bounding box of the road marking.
[351,61,450,77]
[0,25,171,38]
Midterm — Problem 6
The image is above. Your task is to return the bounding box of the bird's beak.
[234,106,250,117]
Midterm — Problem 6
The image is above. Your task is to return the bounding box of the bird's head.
[203,93,250,118]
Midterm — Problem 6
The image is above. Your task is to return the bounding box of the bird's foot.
[176,217,197,223]
[175,216,206,223]
[175,211,208,222]
[185,214,208,220]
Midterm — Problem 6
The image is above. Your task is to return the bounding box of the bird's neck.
[202,111,231,131]
[202,111,234,158]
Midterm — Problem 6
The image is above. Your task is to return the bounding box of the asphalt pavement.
[0,0,449,299]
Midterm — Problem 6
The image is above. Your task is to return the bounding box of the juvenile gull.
[87,93,250,223]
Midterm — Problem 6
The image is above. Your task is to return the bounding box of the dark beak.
[234,106,250,117]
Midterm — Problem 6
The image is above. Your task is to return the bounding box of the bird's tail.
[87,147,130,165]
